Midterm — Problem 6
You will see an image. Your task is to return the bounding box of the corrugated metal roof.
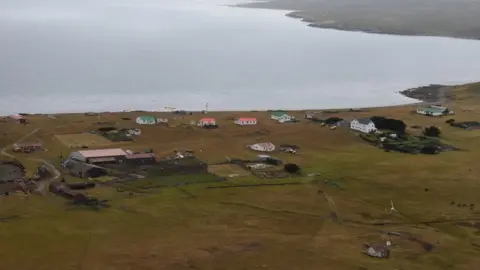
[78,148,127,158]
[88,157,117,163]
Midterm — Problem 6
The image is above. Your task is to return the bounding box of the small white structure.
[248,142,275,152]
[197,118,216,126]
[350,118,377,133]
[126,128,141,136]
[234,117,257,126]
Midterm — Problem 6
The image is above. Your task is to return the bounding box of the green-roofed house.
[416,105,454,117]
[136,116,157,125]
[271,110,295,123]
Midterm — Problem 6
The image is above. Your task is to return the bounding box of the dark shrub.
[284,163,300,174]
[371,116,406,134]
[445,119,455,124]
[324,117,343,125]
[424,126,441,137]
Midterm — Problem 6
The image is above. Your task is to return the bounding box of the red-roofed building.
[198,118,216,126]
[8,114,27,124]
[68,148,127,164]
[234,117,257,126]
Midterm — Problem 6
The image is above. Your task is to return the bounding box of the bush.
[445,119,455,124]
[284,163,300,174]
[424,126,441,137]
[370,116,406,134]
[324,117,343,125]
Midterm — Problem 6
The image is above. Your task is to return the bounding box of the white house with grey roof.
[350,118,377,133]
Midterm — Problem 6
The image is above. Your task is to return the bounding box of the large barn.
[68,148,128,164]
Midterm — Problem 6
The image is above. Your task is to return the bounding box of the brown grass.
[55,133,115,148]
[208,164,251,177]
[1,83,480,270]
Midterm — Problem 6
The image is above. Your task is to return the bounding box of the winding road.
[1,128,61,194]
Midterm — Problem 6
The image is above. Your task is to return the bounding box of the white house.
[416,105,454,117]
[350,118,377,133]
[234,117,257,126]
[197,118,216,126]
[271,111,294,123]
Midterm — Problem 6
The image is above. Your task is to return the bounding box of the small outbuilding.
[13,143,43,153]
[198,118,216,126]
[8,114,27,124]
[234,117,257,126]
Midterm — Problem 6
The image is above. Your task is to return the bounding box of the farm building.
[271,111,295,123]
[248,142,275,152]
[416,105,454,117]
[350,118,377,133]
[68,148,128,164]
[63,159,107,178]
[198,118,216,126]
[8,114,27,124]
[125,153,157,165]
[304,112,318,120]
[136,116,157,125]
[234,117,257,125]
[13,143,43,153]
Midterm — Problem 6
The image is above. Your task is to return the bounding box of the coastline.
[234,2,480,41]
[1,84,459,117]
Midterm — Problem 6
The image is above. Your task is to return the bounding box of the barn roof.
[78,148,127,158]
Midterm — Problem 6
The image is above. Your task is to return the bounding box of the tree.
[370,116,407,134]
[424,126,441,137]
[445,119,455,124]
[284,163,300,174]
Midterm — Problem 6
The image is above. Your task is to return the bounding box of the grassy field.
[55,133,115,148]
[1,83,480,269]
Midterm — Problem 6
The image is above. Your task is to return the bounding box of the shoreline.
[233,3,480,41]
[1,84,455,117]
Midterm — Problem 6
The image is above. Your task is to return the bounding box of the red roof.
[200,118,215,122]
[237,118,257,121]
[8,114,24,120]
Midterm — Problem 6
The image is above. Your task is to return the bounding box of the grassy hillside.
[238,0,480,40]
[1,83,480,270]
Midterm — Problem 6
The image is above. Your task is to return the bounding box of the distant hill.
[238,0,480,39]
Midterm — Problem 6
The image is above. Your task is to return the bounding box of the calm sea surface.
[1,0,480,114]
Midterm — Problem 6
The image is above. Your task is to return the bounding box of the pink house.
[234,117,257,126]
[8,114,27,124]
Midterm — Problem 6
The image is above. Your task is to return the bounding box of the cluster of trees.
[424,126,441,137]
[370,116,406,134]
